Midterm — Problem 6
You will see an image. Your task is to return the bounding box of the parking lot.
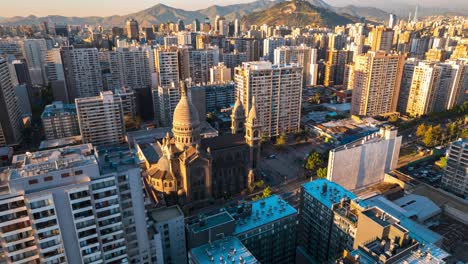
[398,156,444,188]
[260,137,326,186]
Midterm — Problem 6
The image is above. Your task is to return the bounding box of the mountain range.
[0,0,387,27]
[242,1,357,27]
[0,0,464,27]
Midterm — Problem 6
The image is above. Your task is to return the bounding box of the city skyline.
[1,0,468,17]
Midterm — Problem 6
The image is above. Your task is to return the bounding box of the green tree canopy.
[317,167,327,178]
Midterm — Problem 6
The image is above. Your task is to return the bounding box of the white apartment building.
[274,45,318,86]
[106,48,151,91]
[351,51,405,116]
[235,61,303,137]
[152,83,181,127]
[442,139,468,197]
[209,62,231,84]
[0,144,152,264]
[41,101,80,140]
[75,91,125,147]
[406,61,442,116]
[21,39,47,86]
[61,47,103,101]
[154,47,180,87]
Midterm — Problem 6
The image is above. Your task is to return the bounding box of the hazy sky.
[1,0,467,17]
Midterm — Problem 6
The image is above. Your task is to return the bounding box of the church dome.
[172,81,201,150]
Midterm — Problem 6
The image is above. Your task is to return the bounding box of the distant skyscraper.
[0,58,23,147]
[442,139,468,197]
[61,47,103,102]
[351,51,405,116]
[368,26,394,53]
[154,46,180,87]
[22,38,47,85]
[192,19,200,32]
[75,91,125,146]
[323,49,353,86]
[126,18,140,41]
[235,61,303,137]
[263,37,285,62]
[388,13,397,28]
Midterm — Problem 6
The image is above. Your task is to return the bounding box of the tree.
[262,186,272,198]
[422,125,434,147]
[275,133,287,148]
[310,93,322,104]
[388,114,399,123]
[416,124,427,138]
[317,167,327,178]
[305,151,323,171]
[436,156,447,169]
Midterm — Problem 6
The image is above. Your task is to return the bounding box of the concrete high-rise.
[235,61,303,137]
[184,47,220,85]
[61,47,103,102]
[0,144,152,264]
[442,139,468,197]
[368,26,394,53]
[154,47,180,87]
[153,83,181,127]
[45,48,67,102]
[433,59,468,112]
[263,37,285,62]
[351,51,405,116]
[324,49,353,87]
[405,61,442,116]
[75,91,125,146]
[106,48,151,91]
[126,18,140,41]
[41,101,80,140]
[209,62,231,83]
[397,58,419,113]
[0,57,23,147]
[327,126,401,191]
[274,45,318,86]
[21,39,47,85]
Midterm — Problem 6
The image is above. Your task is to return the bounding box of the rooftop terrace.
[189,212,235,234]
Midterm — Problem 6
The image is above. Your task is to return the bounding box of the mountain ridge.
[0,0,386,26]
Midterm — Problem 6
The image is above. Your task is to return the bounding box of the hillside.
[241,0,357,28]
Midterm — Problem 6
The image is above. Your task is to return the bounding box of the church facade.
[146,82,261,210]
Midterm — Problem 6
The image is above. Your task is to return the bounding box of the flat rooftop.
[302,179,358,210]
[190,236,259,264]
[189,212,235,234]
[233,195,297,235]
[10,144,96,180]
[95,145,140,174]
[364,195,443,245]
[149,205,183,223]
[39,135,82,150]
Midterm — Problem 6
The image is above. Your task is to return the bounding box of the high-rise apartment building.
[442,139,468,197]
[21,39,47,85]
[327,126,402,191]
[106,48,152,91]
[324,49,353,86]
[297,179,363,263]
[405,61,442,116]
[235,61,303,137]
[154,47,180,87]
[61,47,103,102]
[148,206,187,264]
[397,58,419,113]
[368,26,394,53]
[153,83,181,127]
[222,50,248,77]
[75,91,125,146]
[0,58,23,147]
[0,144,152,264]
[126,18,140,41]
[351,51,405,116]
[184,47,220,85]
[209,62,231,83]
[432,59,468,112]
[274,45,318,86]
[41,101,80,140]
[263,37,285,62]
[190,82,236,119]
